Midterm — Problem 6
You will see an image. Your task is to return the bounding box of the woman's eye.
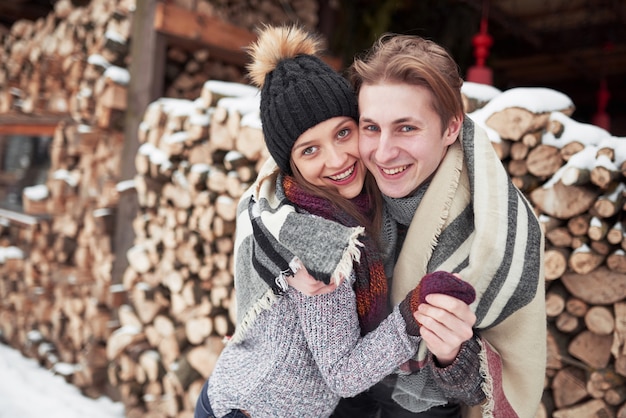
[337,128,350,139]
[303,146,317,155]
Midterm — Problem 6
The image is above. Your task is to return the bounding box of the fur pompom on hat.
[246,25,359,174]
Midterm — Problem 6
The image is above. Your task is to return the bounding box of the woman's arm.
[288,278,421,397]
[288,270,476,395]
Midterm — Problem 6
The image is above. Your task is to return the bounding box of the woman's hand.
[287,266,342,296]
[414,293,476,366]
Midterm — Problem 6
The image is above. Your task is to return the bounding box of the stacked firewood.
[106,79,266,417]
[0,0,624,415]
[0,0,252,120]
[164,48,246,100]
[177,0,320,33]
[0,0,135,399]
[0,193,119,398]
[466,83,626,418]
[0,0,134,118]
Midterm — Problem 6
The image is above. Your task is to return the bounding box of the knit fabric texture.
[282,175,389,334]
[207,279,420,418]
[399,271,476,336]
[206,159,423,417]
[260,54,358,173]
[417,271,476,305]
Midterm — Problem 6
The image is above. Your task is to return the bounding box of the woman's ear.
[443,116,462,145]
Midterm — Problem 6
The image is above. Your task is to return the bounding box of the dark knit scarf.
[282,176,389,335]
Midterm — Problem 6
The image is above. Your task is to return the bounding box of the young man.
[336,34,546,418]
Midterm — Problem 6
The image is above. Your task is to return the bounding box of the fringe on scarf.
[330,227,364,285]
[228,288,277,344]
[477,338,495,418]
[425,143,465,267]
[230,171,368,342]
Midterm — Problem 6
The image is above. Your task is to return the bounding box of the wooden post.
[111,0,165,286]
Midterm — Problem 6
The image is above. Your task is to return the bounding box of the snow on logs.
[464,82,626,418]
[110,80,264,416]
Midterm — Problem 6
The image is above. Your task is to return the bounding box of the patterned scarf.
[282,176,389,334]
[229,159,388,343]
[390,117,546,417]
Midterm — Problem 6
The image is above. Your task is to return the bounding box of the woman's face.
[291,116,366,199]
[357,82,461,198]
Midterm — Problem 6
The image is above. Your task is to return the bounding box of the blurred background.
[2,0,625,134]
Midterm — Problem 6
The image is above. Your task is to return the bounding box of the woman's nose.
[326,145,348,167]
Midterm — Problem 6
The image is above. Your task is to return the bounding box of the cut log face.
[551,399,615,418]
[544,247,570,280]
[561,267,626,305]
[485,107,550,141]
[552,367,588,409]
[530,181,600,219]
[5,2,626,417]
[526,144,564,178]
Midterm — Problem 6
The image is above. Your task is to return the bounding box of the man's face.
[358,83,460,198]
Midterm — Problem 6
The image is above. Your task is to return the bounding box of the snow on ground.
[0,343,125,418]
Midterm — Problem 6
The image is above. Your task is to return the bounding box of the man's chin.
[377,183,409,199]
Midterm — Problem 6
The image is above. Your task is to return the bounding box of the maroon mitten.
[399,271,476,336]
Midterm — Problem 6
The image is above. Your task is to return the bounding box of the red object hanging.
[466,16,493,85]
[592,78,611,131]
[592,42,613,131]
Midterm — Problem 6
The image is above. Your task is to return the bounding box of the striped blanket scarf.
[390,117,546,418]
[229,158,366,344]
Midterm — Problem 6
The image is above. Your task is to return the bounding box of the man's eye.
[401,126,416,132]
[362,125,379,132]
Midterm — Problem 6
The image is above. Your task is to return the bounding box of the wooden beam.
[0,123,57,136]
[0,207,46,227]
[153,2,256,66]
[0,114,67,136]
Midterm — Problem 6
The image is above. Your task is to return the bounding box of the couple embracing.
[195,24,546,418]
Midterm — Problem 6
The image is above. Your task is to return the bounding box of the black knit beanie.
[260,54,359,174]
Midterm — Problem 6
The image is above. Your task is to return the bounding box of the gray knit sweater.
[207,273,421,418]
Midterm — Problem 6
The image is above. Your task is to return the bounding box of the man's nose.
[373,131,397,164]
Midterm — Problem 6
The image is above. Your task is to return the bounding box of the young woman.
[193,25,475,418]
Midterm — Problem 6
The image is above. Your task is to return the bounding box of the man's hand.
[287,265,342,296]
[414,293,476,366]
